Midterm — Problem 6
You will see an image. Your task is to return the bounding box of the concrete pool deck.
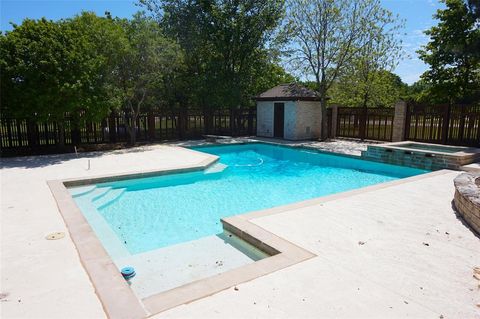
[1,140,479,318]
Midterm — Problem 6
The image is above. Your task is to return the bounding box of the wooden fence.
[334,103,479,146]
[0,108,256,154]
[336,107,394,141]
[2,102,479,156]
[405,103,480,146]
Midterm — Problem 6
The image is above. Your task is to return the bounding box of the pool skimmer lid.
[45,232,65,240]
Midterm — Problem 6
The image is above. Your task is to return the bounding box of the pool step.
[204,163,228,174]
[90,187,113,202]
[95,188,126,210]
[69,185,96,198]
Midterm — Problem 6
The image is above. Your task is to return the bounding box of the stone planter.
[454,172,480,234]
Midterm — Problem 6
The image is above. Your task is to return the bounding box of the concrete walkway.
[1,141,479,318]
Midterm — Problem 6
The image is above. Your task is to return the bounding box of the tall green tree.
[0,13,125,145]
[141,0,212,111]
[141,0,287,111]
[285,0,404,139]
[334,11,404,108]
[111,13,184,145]
[417,0,480,103]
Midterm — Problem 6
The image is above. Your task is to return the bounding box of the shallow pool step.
[90,187,112,202]
[95,188,126,210]
[204,163,228,174]
[69,185,97,198]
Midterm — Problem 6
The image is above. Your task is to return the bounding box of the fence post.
[392,101,407,142]
[108,113,117,143]
[71,127,81,146]
[441,104,451,144]
[458,104,465,142]
[247,108,254,136]
[178,109,187,139]
[230,108,235,137]
[68,116,81,146]
[26,119,38,147]
[359,108,367,140]
[330,105,339,138]
[147,112,156,141]
[204,109,212,135]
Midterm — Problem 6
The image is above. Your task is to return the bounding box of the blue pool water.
[71,143,428,255]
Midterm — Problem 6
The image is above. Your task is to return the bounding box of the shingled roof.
[254,83,321,101]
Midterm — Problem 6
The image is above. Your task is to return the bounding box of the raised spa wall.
[361,142,480,171]
[454,173,480,234]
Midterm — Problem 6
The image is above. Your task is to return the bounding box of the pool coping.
[47,144,452,319]
[192,139,366,161]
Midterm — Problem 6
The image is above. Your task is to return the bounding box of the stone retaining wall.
[454,173,480,234]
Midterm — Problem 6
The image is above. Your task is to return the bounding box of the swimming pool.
[71,143,428,255]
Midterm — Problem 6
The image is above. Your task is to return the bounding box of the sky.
[0,0,445,85]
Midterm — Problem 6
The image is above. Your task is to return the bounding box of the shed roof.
[254,83,321,101]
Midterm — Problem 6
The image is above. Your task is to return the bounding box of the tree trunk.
[130,129,136,145]
[320,93,328,140]
[362,91,369,109]
[125,113,137,146]
[27,119,38,147]
[128,117,137,146]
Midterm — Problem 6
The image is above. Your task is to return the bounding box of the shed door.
[273,103,285,138]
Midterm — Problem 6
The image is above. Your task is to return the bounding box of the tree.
[203,0,286,108]
[285,0,403,139]
[417,0,480,103]
[250,60,297,97]
[0,13,125,146]
[330,71,407,107]
[111,13,183,145]
[141,0,286,112]
[335,11,403,108]
[1,18,80,147]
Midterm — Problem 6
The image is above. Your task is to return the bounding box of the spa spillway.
[361,141,480,170]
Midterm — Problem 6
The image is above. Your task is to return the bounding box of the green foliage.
[250,61,297,97]
[400,80,434,103]
[110,13,184,144]
[1,18,77,120]
[336,7,404,108]
[329,71,407,107]
[141,0,288,109]
[0,4,293,145]
[0,13,125,122]
[417,0,480,103]
[285,0,403,138]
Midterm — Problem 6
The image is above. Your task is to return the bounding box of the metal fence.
[0,108,256,154]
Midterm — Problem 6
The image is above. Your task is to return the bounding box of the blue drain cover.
[121,266,136,280]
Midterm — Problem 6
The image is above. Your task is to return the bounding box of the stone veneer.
[361,142,480,170]
[454,173,480,234]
